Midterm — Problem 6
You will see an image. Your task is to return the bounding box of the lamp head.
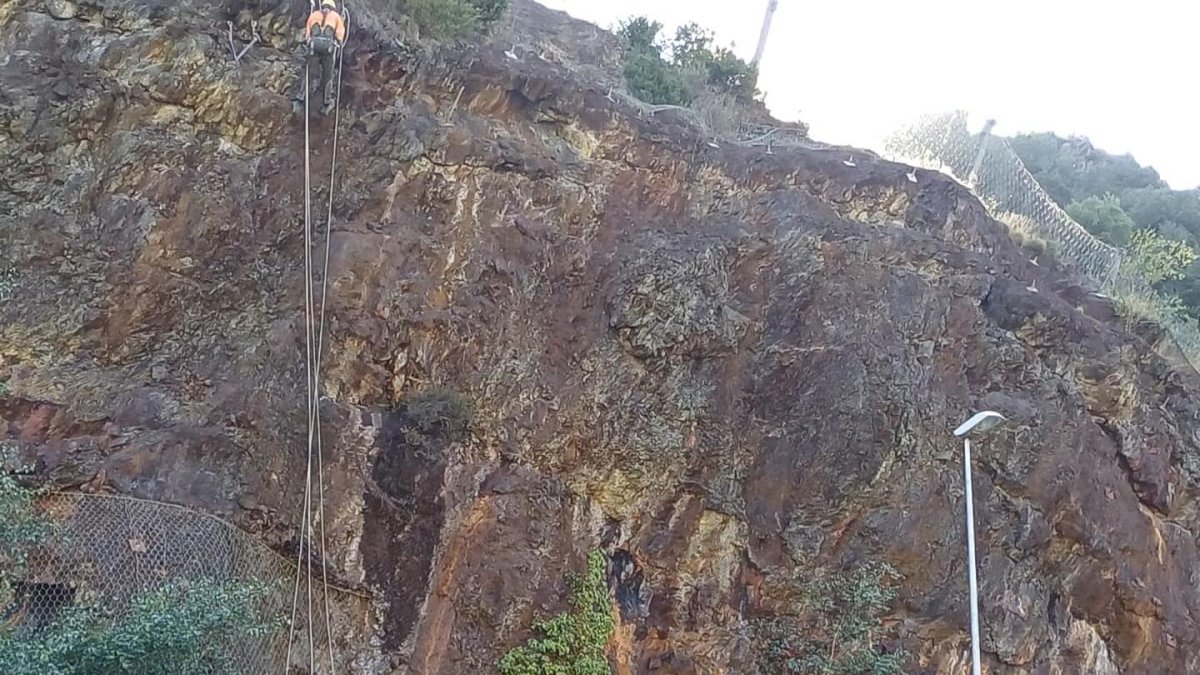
[953,410,1006,438]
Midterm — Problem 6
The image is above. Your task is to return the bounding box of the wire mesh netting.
[1,492,372,674]
[883,111,1200,370]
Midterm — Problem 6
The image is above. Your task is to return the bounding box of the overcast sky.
[538,0,1199,189]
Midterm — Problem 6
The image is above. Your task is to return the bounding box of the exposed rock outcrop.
[4,0,1200,673]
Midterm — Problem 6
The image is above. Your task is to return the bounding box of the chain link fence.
[2,492,372,674]
[883,111,1200,369]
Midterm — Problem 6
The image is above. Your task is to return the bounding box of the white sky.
[538,0,1199,189]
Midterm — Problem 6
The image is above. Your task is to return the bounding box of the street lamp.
[953,410,1006,675]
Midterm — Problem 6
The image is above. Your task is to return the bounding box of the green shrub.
[0,472,285,675]
[755,562,905,675]
[703,47,758,101]
[0,578,283,675]
[616,16,758,109]
[0,267,15,302]
[469,0,507,24]
[498,550,614,675]
[1066,193,1134,247]
[616,16,662,54]
[406,0,480,39]
[404,0,507,39]
[622,49,693,106]
[667,24,759,101]
[1123,228,1199,285]
[1111,282,1190,329]
[667,22,713,68]
[404,387,472,440]
[0,472,49,575]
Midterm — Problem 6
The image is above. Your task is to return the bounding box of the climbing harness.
[285,6,348,674]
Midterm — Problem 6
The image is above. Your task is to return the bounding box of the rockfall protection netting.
[883,111,1200,370]
[1,492,371,674]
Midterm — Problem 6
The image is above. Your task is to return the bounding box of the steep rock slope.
[4,0,1200,673]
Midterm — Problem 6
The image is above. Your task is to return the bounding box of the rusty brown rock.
[4,0,1200,673]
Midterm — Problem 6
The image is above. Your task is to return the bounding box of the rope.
[286,23,348,671]
[314,24,349,673]
[286,60,317,675]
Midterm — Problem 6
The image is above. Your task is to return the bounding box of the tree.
[618,18,691,106]
[1123,228,1198,285]
[617,16,759,106]
[702,47,758,102]
[1066,193,1134,246]
[616,16,663,54]
[1009,129,1200,319]
[667,23,715,68]
[1121,188,1200,239]
[622,49,694,106]
[1009,132,1164,206]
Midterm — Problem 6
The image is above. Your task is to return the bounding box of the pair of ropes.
[285,11,348,674]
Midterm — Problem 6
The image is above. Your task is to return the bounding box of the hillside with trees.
[1009,132,1200,317]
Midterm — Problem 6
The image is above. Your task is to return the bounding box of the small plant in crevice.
[753,561,905,675]
[402,386,473,442]
[497,550,614,675]
[999,215,1057,259]
[0,267,16,302]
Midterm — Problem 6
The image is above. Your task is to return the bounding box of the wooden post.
[751,0,779,67]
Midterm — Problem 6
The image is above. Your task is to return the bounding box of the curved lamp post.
[953,411,1006,675]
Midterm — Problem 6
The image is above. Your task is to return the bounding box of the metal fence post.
[967,119,997,189]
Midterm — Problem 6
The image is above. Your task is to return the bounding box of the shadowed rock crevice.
[361,399,455,653]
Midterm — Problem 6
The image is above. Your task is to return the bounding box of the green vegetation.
[1065,193,1133,247]
[469,0,507,23]
[755,562,905,675]
[405,0,508,39]
[1002,216,1055,256]
[616,17,758,106]
[498,550,614,675]
[0,267,15,302]
[1122,228,1198,285]
[1009,131,1200,319]
[1111,285,1190,331]
[0,471,50,574]
[0,472,284,675]
[1,579,282,675]
[403,387,472,441]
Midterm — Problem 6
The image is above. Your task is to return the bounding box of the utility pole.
[751,0,779,67]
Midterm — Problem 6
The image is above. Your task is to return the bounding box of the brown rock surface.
[4,0,1200,673]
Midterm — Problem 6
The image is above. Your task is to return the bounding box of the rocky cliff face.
[5,0,1200,673]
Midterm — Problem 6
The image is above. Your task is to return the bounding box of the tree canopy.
[1009,131,1200,318]
[616,17,759,106]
